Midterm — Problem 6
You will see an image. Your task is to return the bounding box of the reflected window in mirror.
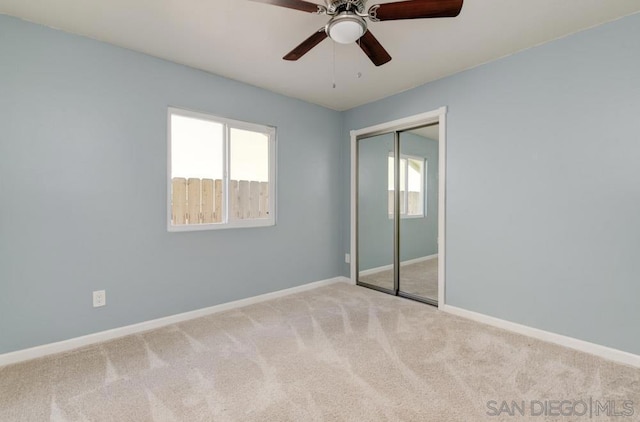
[388,154,426,218]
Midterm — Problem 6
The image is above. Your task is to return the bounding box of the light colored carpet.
[359,258,438,301]
[1,282,638,421]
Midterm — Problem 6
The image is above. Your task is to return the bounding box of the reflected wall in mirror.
[357,133,395,292]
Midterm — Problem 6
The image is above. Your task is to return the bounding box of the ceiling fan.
[250,0,463,66]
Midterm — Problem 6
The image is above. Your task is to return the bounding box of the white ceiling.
[2,1,639,110]
[410,124,438,141]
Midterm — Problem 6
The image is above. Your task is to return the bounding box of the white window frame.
[167,107,276,232]
[388,153,426,219]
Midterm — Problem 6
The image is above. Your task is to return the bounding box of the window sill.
[387,214,426,220]
[168,219,275,232]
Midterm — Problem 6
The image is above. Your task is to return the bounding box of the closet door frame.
[351,107,447,308]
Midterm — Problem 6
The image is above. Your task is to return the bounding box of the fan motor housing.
[326,0,366,15]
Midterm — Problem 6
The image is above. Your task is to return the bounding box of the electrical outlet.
[345,253,351,264]
[93,290,106,308]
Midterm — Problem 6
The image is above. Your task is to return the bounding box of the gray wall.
[2,11,640,357]
[358,132,438,271]
[0,15,343,354]
[357,133,395,271]
[343,12,640,355]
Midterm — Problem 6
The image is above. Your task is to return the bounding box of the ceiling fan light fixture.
[326,12,366,44]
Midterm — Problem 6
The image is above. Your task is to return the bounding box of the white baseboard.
[0,276,350,367]
[359,264,393,277]
[441,304,640,368]
[359,253,438,277]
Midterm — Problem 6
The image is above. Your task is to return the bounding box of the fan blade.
[284,29,328,61]
[369,0,463,21]
[249,0,322,13]
[358,30,392,66]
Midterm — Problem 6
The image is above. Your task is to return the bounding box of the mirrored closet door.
[397,128,439,304]
[356,124,439,305]
[357,132,396,294]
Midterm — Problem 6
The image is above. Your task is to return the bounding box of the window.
[388,155,426,218]
[168,107,276,231]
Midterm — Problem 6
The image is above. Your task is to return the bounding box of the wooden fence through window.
[171,178,269,225]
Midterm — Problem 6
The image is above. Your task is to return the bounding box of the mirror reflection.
[357,133,395,292]
[398,127,439,302]
[356,124,439,304]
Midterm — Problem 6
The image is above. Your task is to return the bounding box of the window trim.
[167,107,276,232]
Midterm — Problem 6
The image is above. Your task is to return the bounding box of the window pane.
[388,156,394,191]
[399,158,407,192]
[229,128,269,181]
[388,157,408,214]
[400,158,407,214]
[229,128,270,220]
[407,158,422,192]
[170,115,223,226]
[388,156,394,214]
[407,158,424,216]
[171,115,223,180]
